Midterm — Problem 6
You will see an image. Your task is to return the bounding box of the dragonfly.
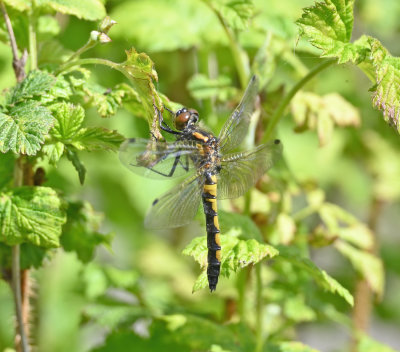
[119,76,282,292]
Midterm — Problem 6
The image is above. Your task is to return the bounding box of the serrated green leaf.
[206,0,255,30]
[187,74,237,102]
[336,224,374,250]
[368,38,400,131]
[36,0,106,21]
[117,48,163,133]
[8,70,55,104]
[0,101,54,155]
[61,201,113,263]
[82,82,140,118]
[357,334,398,352]
[277,246,353,306]
[0,186,66,247]
[42,142,64,164]
[297,1,369,64]
[335,240,384,298]
[0,152,15,190]
[184,234,278,292]
[50,102,84,140]
[72,127,124,152]
[66,148,86,185]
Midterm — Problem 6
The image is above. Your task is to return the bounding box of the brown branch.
[351,197,383,351]
[0,1,27,82]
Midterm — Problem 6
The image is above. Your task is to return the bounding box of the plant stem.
[263,59,336,142]
[56,57,122,76]
[255,264,264,352]
[0,1,26,81]
[351,197,383,351]
[210,7,248,89]
[28,10,37,70]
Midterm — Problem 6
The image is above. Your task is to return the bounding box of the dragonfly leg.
[143,154,184,177]
[154,104,181,135]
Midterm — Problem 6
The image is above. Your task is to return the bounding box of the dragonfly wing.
[217,140,282,199]
[119,138,200,179]
[218,76,259,153]
[145,174,205,229]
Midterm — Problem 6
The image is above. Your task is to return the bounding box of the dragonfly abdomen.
[202,171,221,292]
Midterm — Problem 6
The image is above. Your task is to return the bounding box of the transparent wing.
[119,138,201,179]
[218,75,259,153]
[145,174,204,229]
[217,140,283,199]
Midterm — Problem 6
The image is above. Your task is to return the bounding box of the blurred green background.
[0,0,400,351]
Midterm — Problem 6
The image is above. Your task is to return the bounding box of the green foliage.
[184,232,278,292]
[0,186,66,247]
[61,201,113,263]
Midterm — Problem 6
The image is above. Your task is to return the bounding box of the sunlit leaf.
[219,210,263,241]
[277,246,354,306]
[72,127,124,152]
[0,186,66,247]
[0,101,54,155]
[284,295,316,322]
[36,0,106,21]
[50,103,84,140]
[291,91,360,146]
[61,201,113,263]
[357,334,398,352]
[8,70,55,104]
[206,0,255,30]
[184,234,278,292]
[266,341,320,352]
[42,142,64,164]
[368,37,400,132]
[65,148,86,185]
[2,0,30,11]
[0,242,49,270]
[335,240,384,298]
[296,0,369,64]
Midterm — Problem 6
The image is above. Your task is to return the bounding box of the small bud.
[89,30,112,44]
[99,16,117,34]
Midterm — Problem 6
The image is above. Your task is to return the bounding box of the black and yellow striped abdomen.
[202,171,221,292]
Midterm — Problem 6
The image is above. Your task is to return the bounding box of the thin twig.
[0,1,27,81]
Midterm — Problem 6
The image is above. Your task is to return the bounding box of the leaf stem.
[210,6,248,89]
[263,59,336,141]
[56,57,121,76]
[28,9,37,70]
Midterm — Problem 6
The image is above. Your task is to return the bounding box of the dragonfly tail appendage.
[202,172,221,292]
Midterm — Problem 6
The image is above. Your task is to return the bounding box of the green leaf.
[110,0,225,53]
[37,15,60,41]
[368,38,400,132]
[296,1,369,64]
[42,142,64,164]
[72,127,124,152]
[266,341,320,352]
[0,101,54,155]
[61,201,113,263]
[335,240,384,298]
[82,82,141,118]
[291,91,360,146]
[184,234,278,292]
[66,148,86,185]
[219,210,263,241]
[117,48,163,134]
[284,296,316,322]
[187,74,237,102]
[0,186,66,247]
[8,70,55,104]
[0,242,49,270]
[277,246,354,306]
[0,152,15,190]
[50,102,84,141]
[2,0,30,11]
[357,334,398,352]
[38,40,73,67]
[36,0,106,21]
[206,0,255,30]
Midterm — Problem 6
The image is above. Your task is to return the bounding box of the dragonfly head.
[175,108,199,130]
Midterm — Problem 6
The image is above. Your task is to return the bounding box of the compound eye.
[175,110,190,130]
